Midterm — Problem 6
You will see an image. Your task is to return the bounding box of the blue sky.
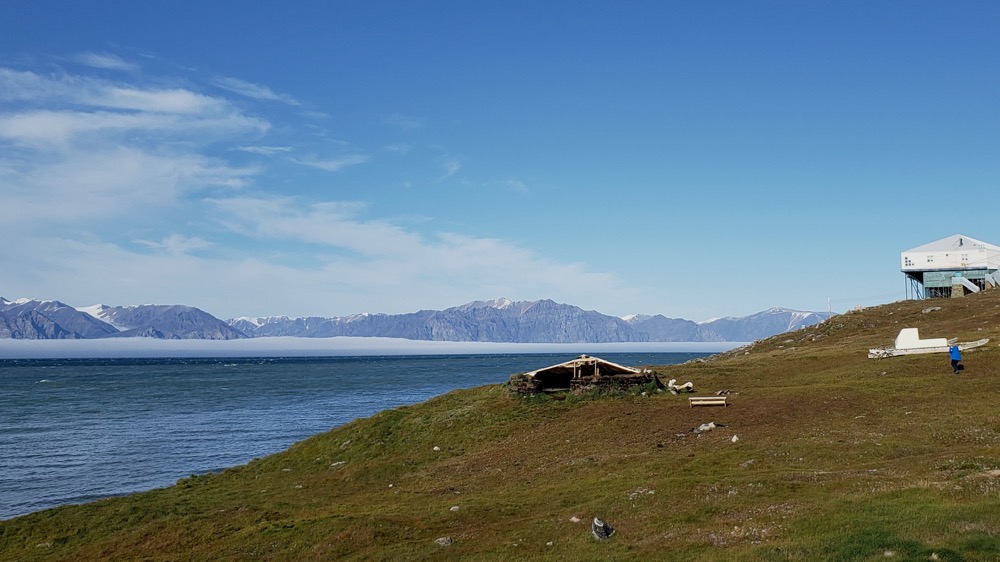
[1,2,997,321]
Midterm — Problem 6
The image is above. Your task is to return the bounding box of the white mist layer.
[0,337,743,359]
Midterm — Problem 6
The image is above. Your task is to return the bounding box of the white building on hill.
[901,234,1000,299]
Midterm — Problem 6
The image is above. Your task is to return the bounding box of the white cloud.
[2,146,255,227]
[0,109,267,148]
[0,60,646,319]
[0,68,64,101]
[383,113,423,130]
[212,76,301,106]
[209,197,420,256]
[0,188,641,318]
[135,234,213,256]
[0,69,231,115]
[290,154,369,172]
[99,86,229,114]
[72,52,140,72]
[440,157,461,179]
[196,195,638,315]
[385,143,413,154]
[499,179,528,193]
[0,64,265,227]
[238,145,293,156]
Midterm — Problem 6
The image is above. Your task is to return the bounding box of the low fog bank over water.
[0,337,743,359]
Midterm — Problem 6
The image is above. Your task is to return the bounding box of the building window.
[927,255,934,263]
[904,257,914,267]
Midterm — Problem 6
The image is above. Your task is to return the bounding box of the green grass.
[4,291,1000,560]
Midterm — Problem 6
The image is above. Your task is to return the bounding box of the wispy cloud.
[135,234,213,256]
[426,145,461,180]
[71,52,139,72]
[2,146,255,227]
[440,157,461,179]
[290,154,369,172]
[385,143,413,154]
[238,145,293,156]
[209,197,412,256]
[207,195,633,304]
[0,57,639,318]
[0,109,267,148]
[0,69,232,115]
[383,113,423,130]
[0,65,263,230]
[212,76,301,106]
[506,179,529,193]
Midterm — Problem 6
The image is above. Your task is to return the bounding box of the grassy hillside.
[3,291,1000,561]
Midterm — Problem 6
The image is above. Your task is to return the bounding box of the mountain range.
[0,296,834,343]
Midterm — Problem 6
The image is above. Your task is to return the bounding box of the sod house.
[507,354,661,395]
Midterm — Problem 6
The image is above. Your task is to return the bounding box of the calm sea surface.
[0,352,705,520]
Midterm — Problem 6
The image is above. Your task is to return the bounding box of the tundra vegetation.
[2,291,1000,560]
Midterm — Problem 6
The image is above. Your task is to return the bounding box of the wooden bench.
[688,396,728,408]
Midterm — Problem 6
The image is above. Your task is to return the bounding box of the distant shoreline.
[0,336,744,359]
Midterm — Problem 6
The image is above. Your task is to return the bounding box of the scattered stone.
[731,435,739,443]
[340,439,352,449]
[739,459,756,468]
[569,516,581,523]
[450,505,460,512]
[546,541,554,547]
[435,536,453,547]
[592,517,615,540]
[627,486,655,499]
[330,461,347,468]
[433,446,441,452]
[693,422,722,434]
[388,484,394,488]
[922,306,942,314]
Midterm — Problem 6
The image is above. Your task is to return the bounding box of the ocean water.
[0,352,705,520]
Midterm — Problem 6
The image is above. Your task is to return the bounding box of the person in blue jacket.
[949,345,963,373]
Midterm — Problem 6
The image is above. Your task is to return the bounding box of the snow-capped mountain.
[623,313,716,342]
[1,297,118,339]
[1,296,833,343]
[696,307,833,342]
[0,298,245,340]
[230,299,833,343]
[79,304,246,339]
[623,306,834,342]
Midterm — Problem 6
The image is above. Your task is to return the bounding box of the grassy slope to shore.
[3,291,1000,561]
